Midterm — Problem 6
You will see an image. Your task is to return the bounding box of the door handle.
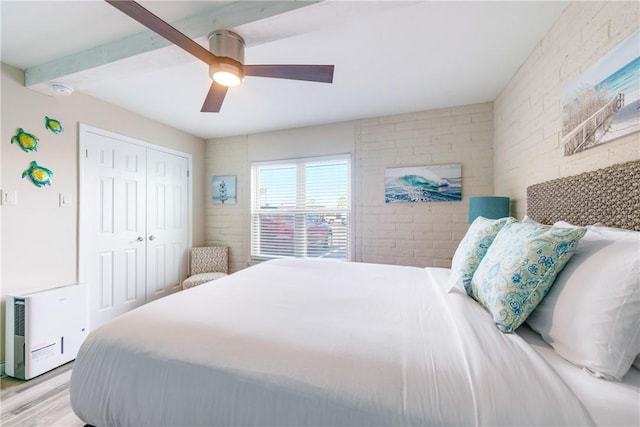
[148,235,156,241]
[136,236,144,242]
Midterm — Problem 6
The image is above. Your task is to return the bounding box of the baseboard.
[0,362,6,378]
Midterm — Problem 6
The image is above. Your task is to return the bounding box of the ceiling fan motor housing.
[208,30,245,82]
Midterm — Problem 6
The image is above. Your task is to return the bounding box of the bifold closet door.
[82,126,190,329]
[83,131,148,329]
[145,149,189,302]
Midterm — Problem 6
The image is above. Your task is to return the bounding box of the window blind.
[251,155,351,261]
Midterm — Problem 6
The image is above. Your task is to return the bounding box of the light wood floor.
[0,362,84,426]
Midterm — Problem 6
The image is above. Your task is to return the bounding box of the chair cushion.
[191,246,228,274]
[182,272,228,289]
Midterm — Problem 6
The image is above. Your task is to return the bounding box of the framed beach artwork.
[562,30,640,156]
[385,163,461,203]
[212,175,236,204]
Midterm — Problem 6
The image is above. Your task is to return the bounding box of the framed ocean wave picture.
[384,163,461,203]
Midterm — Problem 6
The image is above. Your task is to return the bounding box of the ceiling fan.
[105,0,335,113]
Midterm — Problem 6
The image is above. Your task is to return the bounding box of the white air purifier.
[5,283,89,379]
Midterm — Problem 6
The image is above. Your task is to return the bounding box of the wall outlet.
[1,190,18,206]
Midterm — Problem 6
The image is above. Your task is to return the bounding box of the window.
[251,155,351,261]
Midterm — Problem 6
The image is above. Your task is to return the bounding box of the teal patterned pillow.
[471,222,586,333]
[451,216,517,297]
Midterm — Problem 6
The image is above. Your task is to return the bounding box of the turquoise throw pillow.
[451,216,517,298]
[471,222,586,333]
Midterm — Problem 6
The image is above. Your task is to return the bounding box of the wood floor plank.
[3,387,80,427]
[1,370,72,416]
[0,363,82,427]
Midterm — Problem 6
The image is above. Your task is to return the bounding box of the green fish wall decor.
[45,116,64,134]
[22,161,53,187]
[11,128,39,152]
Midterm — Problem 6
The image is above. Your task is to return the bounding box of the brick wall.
[355,103,494,268]
[206,102,493,271]
[205,135,250,273]
[494,2,640,217]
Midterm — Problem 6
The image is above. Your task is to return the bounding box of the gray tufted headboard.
[526,160,640,231]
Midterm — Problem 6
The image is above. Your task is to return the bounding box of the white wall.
[0,63,206,362]
[494,1,640,217]
[205,102,494,271]
[248,121,356,162]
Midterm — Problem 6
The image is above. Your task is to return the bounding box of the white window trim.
[250,154,352,262]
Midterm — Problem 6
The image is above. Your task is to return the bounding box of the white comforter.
[70,259,594,426]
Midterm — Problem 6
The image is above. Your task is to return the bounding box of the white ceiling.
[1,1,568,139]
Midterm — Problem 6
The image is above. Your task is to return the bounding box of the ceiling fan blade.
[244,65,334,83]
[105,0,218,65]
[201,81,228,113]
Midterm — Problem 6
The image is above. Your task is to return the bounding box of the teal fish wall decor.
[22,161,53,187]
[45,116,64,134]
[11,128,39,152]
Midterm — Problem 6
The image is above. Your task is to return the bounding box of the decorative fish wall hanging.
[11,128,39,152]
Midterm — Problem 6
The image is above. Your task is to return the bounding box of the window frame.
[250,154,352,262]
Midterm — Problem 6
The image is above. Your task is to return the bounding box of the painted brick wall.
[494,2,640,218]
[204,135,250,273]
[206,102,494,271]
[355,103,494,268]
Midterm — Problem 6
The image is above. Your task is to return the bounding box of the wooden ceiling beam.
[24,1,319,88]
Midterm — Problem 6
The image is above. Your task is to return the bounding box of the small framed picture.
[212,175,236,204]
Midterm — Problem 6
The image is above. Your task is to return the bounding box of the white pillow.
[521,215,539,224]
[526,225,640,381]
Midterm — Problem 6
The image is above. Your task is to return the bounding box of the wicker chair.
[182,246,229,289]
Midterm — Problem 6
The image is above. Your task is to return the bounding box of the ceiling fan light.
[213,70,242,87]
[209,61,244,87]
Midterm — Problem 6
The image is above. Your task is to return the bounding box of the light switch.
[1,190,17,206]
[59,193,72,207]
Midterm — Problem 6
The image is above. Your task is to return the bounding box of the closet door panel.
[83,131,147,329]
[146,150,189,302]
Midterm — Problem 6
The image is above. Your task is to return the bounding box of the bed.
[70,160,640,426]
